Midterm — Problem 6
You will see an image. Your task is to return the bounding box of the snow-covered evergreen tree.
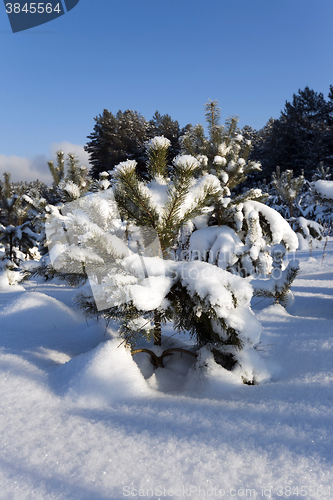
[267,167,325,247]
[48,151,91,202]
[252,244,300,307]
[112,136,220,258]
[271,167,304,219]
[0,173,39,283]
[43,137,263,379]
[180,101,298,276]
[0,222,38,264]
[0,172,23,226]
[311,178,333,230]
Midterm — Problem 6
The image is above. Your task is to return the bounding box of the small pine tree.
[111,136,220,344]
[112,136,220,257]
[180,101,298,277]
[48,151,91,202]
[312,162,331,181]
[0,172,23,226]
[252,245,300,307]
[0,173,38,265]
[48,151,65,188]
[42,137,261,374]
[271,167,305,219]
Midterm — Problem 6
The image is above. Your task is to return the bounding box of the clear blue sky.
[1,0,333,182]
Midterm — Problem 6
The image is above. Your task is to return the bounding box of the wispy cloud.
[0,143,90,185]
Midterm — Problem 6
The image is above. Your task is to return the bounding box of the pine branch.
[113,167,159,228]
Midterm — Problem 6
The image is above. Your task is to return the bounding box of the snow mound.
[313,179,333,200]
[57,339,155,405]
[1,291,82,328]
[0,291,117,361]
[257,303,292,320]
[184,347,270,397]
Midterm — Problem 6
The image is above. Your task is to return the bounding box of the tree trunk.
[216,202,221,226]
[153,310,162,346]
[9,233,13,262]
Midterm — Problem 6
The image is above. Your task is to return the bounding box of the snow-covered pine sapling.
[112,137,220,346]
[0,223,38,264]
[252,244,300,307]
[312,162,331,181]
[291,216,323,250]
[0,172,23,226]
[242,209,267,275]
[93,172,111,192]
[165,262,258,370]
[0,172,39,270]
[48,151,91,203]
[42,161,263,375]
[48,151,65,188]
[180,101,265,226]
[271,167,304,220]
[187,197,298,278]
[113,137,220,256]
[179,101,296,276]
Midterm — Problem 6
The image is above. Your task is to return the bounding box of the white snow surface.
[189,226,244,269]
[0,241,333,498]
[313,179,333,200]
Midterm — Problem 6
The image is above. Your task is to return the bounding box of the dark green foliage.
[165,280,240,370]
[85,109,186,180]
[248,86,333,180]
[149,111,184,161]
[0,172,23,226]
[113,144,219,255]
[167,281,243,350]
[86,109,150,179]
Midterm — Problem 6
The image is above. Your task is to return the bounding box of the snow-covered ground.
[1,241,333,500]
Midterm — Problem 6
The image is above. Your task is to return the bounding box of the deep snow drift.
[0,241,333,499]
